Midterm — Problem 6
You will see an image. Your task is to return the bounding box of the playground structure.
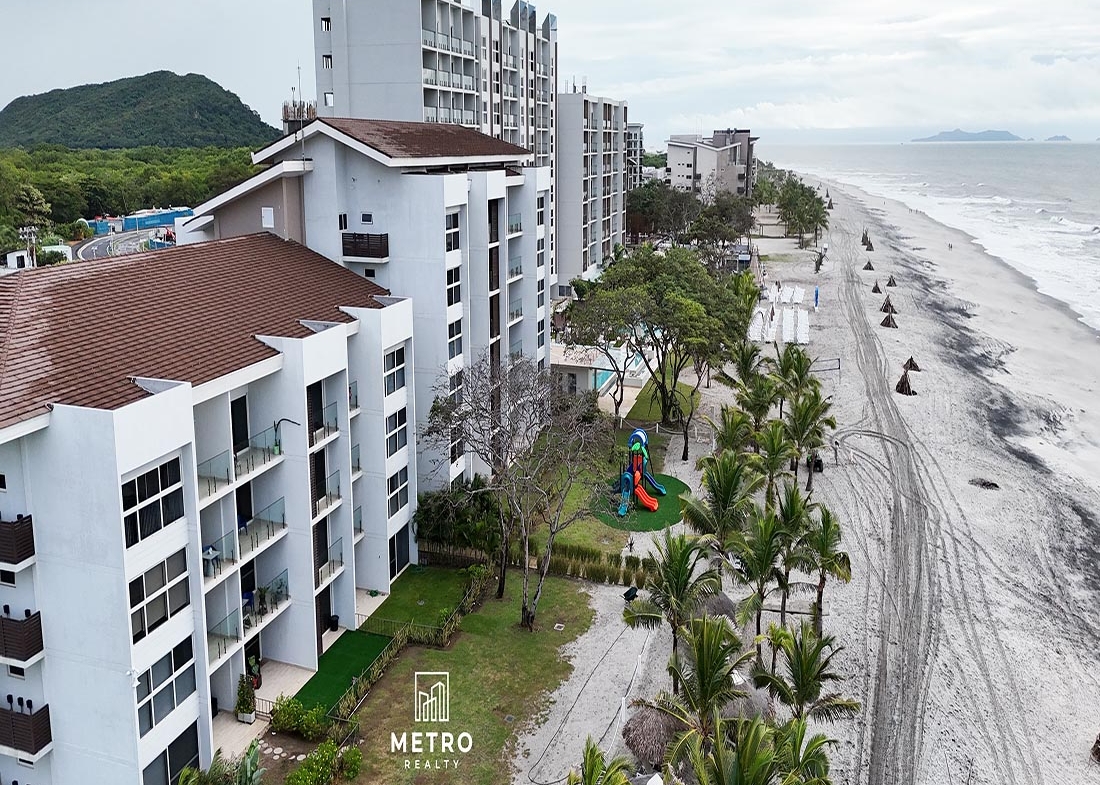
[617,429,667,516]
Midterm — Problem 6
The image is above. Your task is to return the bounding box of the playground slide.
[618,472,633,517]
[634,484,659,512]
[643,472,667,496]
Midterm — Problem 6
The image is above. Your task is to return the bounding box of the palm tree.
[567,737,632,785]
[731,340,768,390]
[177,749,234,785]
[805,506,852,636]
[737,376,780,452]
[727,508,785,664]
[752,622,861,722]
[624,530,721,693]
[774,482,817,630]
[684,717,780,785]
[770,344,818,420]
[709,404,755,455]
[784,388,836,492]
[775,718,835,784]
[681,451,764,545]
[654,615,754,763]
[749,421,795,511]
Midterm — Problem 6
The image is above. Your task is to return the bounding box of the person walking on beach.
[833,439,839,466]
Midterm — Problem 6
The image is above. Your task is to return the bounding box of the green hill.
[0,71,282,149]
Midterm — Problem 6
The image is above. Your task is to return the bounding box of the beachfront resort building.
[665,128,757,198]
[625,122,644,191]
[312,0,559,286]
[0,234,416,784]
[554,89,627,287]
[176,117,553,487]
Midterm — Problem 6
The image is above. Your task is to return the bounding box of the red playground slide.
[633,476,659,511]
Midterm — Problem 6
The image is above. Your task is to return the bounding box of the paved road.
[77,229,159,260]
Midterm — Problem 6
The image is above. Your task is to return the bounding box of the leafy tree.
[623,530,721,693]
[14,183,50,225]
[423,352,613,629]
[566,738,632,785]
[641,151,667,168]
[661,187,704,243]
[412,475,503,556]
[37,250,68,266]
[752,622,860,722]
[689,191,756,273]
[783,388,836,492]
[804,506,851,636]
[561,287,638,419]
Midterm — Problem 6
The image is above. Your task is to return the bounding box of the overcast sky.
[3,0,1099,147]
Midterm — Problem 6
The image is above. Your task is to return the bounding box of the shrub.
[270,695,305,733]
[286,740,340,785]
[641,556,658,572]
[300,704,331,741]
[235,674,255,715]
[634,570,647,588]
[338,746,363,779]
[625,555,642,571]
[605,552,622,569]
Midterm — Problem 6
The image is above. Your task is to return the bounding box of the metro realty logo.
[415,672,450,722]
[391,671,473,772]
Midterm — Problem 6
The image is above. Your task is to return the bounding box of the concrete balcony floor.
[211,660,314,759]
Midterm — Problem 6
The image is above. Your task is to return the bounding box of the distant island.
[0,71,281,149]
[912,129,1023,142]
[1045,135,1071,142]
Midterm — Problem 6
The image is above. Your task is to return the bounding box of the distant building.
[555,89,627,288]
[665,128,757,198]
[625,122,644,191]
[3,249,32,269]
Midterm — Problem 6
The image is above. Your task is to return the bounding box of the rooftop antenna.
[297,63,307,161]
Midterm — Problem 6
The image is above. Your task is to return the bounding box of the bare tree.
[423,351,614,629]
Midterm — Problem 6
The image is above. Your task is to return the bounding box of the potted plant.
[236,673,256,724]
[256,587,269,616]
[248,655,263,690]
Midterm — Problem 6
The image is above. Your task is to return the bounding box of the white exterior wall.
[625,122,644,191]
[0,296,416,785]
[554,92,626,286]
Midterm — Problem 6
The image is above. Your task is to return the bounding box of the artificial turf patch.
[592,473,690,532]
[294,631,391,710]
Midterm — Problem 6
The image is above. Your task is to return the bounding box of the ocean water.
[764,143,1100,331]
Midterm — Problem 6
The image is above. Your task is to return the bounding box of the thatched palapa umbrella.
[886,274,897,287]
[895,370,916,395]
[724,679,777,723]
[880,313,898,328]
[623,705,681,768]
[700,592,738,623]
[863,260,875,271]
[880,296,897,314]
[872,281,882,294]
[866,240,875,251]
[903,356,921,372]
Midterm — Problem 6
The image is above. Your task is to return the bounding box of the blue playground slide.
[618,471,634,516]
[643,471,666,496]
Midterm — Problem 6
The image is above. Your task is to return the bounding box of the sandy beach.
[512,183,1100,785]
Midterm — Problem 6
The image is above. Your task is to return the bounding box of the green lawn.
[594,473,690,532]
[355,577,596,784]
[372,565,470,624]
[626,378,701,423]
[294,631,390,711]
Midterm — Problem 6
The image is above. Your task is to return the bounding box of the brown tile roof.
[0,233,389,431]
[318,117,531,160]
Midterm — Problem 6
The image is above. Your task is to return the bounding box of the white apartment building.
[312,0,559,295]
[625,122,644,191]
[555,90,626,287]
[0,234,416,784]
[177,118,552,488]
[665,128,757,198]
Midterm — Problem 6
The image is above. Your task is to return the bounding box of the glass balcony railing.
[508,304,524,323]
[422,67,436,85]
[207,609,240,663]
[316,538,344,587]
[197,449,232,500]
[235,425,280,478]
[353,506,363,535]
[312,470,341,519]
[507,213,522,234]
[507,258,523,279]
[436,70,451,88]
[202,530,236,580]
[349,381,359,412]
[309,401,338,447]
[461,39,474,57]
[244,569,289,630]
[239,497,286,558]
[351,444,362,474]
[422,28,436,47]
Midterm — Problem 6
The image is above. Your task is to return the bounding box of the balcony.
[421,28,437,47]
[341,232,389,260]
[351,444,362,477]
[462,110,476,125]
[439,108,452,123]
[197,449,232,502]
[507,258,523,281]
[311,470,341,520]
[507,213,522,235]
[462,39,475,57]
[308,401,338,448]
[0,516,35,568]
[239,497,287,559]
[0,703,51,758]
[0,611,44,664]
[316,538,344,588]
[234,425,282,483]
[348,381,360,416]
[508,304,523,324]
[207,609,241,664]
[353,506,363,538]
[243,569,289,634]
[437,70,451,88]
[202,529,237,586]
[461,75,475,91]
[424,106,438,122]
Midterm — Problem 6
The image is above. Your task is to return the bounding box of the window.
[324,92,334,107]
[7,665,24,679]
[136,636,195,737]
[537,195,545,226]
[260,206,275,229]
[387,467,410,518]
[0,474,5,490]
[320,16,331,31]
[143,722,199,785]
[448,320,463,359]
[537,236,545,268]
[363,268,376,278]
[388,524,410,579]
[130,549,189,644]
[0,570,13,587]
[445,212,460,252]
[446,267,461,306]
[322,54,333,69]
[385,408,408,457]
[449,370,463,405]
[384,347,406,395]
[537,278,545,308]
[538,319,546,347]
[361,213,373,225]
[338,213,348,231]
[122,457,184,548]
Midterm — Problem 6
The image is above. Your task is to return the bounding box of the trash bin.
[329,614,340,632]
